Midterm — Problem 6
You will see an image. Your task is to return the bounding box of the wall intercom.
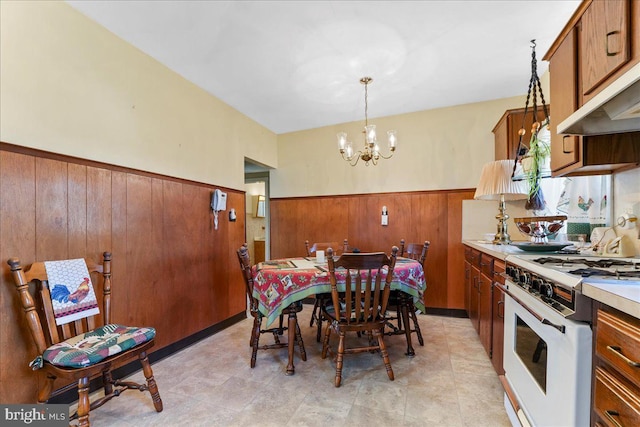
[211,189,227,230]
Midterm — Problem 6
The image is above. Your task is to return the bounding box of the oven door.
[503,281,592,427]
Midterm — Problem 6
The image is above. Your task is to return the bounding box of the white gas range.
[500,252,640,427]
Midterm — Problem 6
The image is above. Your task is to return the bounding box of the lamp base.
[493,195,512,245]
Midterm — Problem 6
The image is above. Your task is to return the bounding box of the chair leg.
[316,311,323,343]
[374,329,394,381]
[408,301,424,346]
[321,324,332,359]
[251,316,261,368]
[139,352,163,412]
[334,331,346,387]
[309,298,320,327]
[37,373,55,404]
[294,314,307,361]
[77,377,91,427]
[273,314,284,343]
[103,370,114,396]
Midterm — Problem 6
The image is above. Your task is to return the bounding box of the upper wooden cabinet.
[493,107,550,161]
[543,0,640,176]
[580,0,631,97]
[550,28,580,172]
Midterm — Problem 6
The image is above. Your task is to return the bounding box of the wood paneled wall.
[270,189,476,310]
[0,143,246,403]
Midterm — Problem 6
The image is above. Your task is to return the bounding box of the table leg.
[286,310,296,375]
[400,297,415,357]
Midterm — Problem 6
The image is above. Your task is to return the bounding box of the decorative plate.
[511,242,573,252]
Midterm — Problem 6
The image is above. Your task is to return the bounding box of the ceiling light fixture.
[337,77,397,166]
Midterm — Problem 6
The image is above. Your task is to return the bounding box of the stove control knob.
[532,278,543,292]
[519,272,530,285]
[540,282,554,299]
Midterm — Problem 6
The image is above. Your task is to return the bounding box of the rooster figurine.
[50,277,91,304]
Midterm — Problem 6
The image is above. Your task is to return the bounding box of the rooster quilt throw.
[45,258,100,325]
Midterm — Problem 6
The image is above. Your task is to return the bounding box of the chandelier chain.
[364,81,369,128]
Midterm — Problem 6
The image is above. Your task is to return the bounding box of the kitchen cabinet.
[592,302,640,427]
[465,246,495,359]
[468,249,480,334]
[549,27,580,173]
[580,0,631,97]
[493,107,551,161]
[543,0,640,177]
[463,243,510,375]
[492,260,505,375]
[464,247,472,313]
[478,254,494,358]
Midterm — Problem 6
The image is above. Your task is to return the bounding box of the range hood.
[557,62,640,136]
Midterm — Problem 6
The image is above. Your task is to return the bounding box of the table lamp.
[474,160,529,245]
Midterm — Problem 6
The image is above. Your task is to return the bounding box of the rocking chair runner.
[7,252,162,427]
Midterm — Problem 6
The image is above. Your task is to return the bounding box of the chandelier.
[336,77,397,166]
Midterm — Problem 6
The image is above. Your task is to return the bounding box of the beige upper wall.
[2,1,562,199]
[0,1,278,191]
[272,95,527,197]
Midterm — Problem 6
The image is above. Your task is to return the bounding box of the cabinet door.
[550,27,581,173]
[464,260,471,314]
[492,283,505,375]
[470,265,480,333]
[580,0,630,96]
[479,272,493,358]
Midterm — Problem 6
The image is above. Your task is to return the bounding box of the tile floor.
[79,307,510,426]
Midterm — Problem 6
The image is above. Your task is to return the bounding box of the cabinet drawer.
[464,247,472,262]
[597,309,640,388]
[479,254,494,277]
[470,249,481,267]
[493,259,505,285]
[594,366,640,427]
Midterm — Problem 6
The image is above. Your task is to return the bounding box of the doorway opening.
[244,160,270,265]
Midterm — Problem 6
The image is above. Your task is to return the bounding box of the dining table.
[251,255,426,375]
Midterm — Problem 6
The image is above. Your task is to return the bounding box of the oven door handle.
[498,283,566,334]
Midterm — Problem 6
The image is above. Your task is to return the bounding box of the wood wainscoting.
[270,189,475,311]
[0,143,247,403]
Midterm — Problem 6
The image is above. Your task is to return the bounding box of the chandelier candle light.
[337,77,397,166]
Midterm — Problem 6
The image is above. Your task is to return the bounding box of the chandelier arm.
[376,151,395,160]
[341,151,362,166]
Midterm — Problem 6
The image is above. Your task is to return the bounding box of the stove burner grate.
[568,268,640,278]
[533,257,636,269]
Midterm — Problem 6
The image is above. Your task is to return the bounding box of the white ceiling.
[66,0,581,135]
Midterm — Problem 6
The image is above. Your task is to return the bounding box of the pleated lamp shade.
[474,160,529,201]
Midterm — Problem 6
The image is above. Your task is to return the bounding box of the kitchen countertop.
[463,240,527,260]
[582,280,640,318]
[463,240,640,319]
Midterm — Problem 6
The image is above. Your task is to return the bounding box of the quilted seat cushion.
[43,324,155,368]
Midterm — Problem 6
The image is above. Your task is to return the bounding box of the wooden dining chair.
[385,240,430,351]
[237,244,306,368]
[321,246,398,387]
[7,253,162,427]
[306,239,349,342]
